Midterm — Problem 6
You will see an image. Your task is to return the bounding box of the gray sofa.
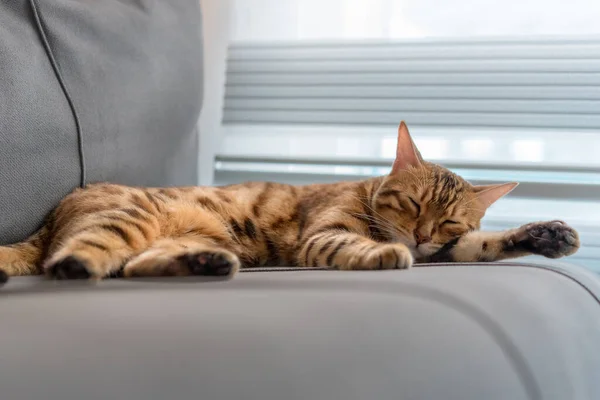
[1,2,599,400]
[1,262,600,400]
[0,0,202,244]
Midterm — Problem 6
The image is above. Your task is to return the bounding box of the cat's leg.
[424,220,579,263]
[0,244,40,278]
[122,236,239,278]
[0,243,42,285]
[44,209,160,280]
[298,230,413,270]
[0,231,45,279]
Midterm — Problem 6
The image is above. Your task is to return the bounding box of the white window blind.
[212,0,600,271]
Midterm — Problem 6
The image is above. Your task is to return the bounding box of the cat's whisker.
[350,212,409,243]
[350,212,395,234]
[349,193,396,228]
[350,212,399,235]
[350,212,389,230]
[348,200,400,232]
[348,192,416,242]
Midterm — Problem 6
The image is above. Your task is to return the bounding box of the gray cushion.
[0,0,203,244]
[0,261,598,400]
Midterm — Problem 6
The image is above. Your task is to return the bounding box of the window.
[205,0,600,271]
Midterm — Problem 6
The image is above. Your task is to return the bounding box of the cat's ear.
[473,182,519,209]
[391,121,423,174]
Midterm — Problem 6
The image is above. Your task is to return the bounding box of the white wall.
[231,0,600,41]
[197,0,234,185]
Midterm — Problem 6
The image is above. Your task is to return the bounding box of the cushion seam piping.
[28,0,86,187]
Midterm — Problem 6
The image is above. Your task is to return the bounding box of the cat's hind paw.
[46,256,92,280]
[177,251,239,277]
[513,220,580,259]
[0,269,8,286]
[123,248,240,278]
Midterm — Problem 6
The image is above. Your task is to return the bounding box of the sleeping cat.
[0,122,579,285]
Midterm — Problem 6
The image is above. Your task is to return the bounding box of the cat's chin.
[413,243,443,258]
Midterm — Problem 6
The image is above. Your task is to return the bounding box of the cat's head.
[373,122,517,258]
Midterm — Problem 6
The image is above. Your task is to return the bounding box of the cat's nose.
[415,232,432,245]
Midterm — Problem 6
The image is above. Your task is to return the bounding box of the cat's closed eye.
[442,220,459,225]
[400,196,420,217]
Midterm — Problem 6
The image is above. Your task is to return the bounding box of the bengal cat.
[0,122,580,285]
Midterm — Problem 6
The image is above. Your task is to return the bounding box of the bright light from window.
[380,137,397,159]
[232,0,600,41]
[335,137,361,156]
[381,136,449,160]
[462,139,494,160]
[414,138,449,160]
[512,139,544,162]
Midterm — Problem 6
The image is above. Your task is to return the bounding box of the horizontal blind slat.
[224,98,600,115]
[229,41,600,60]
[224,109,600,129]
[228,59,600,73]
[225,85,600,100]
[226,72,600,86]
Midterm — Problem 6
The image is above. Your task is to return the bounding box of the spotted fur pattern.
[0,123,580,285]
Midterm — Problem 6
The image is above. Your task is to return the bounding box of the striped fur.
[0,122,580,284]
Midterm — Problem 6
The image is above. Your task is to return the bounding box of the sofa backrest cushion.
[0,0,203,244]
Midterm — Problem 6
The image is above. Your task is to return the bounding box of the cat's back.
[217,181,303,220]
[55,181,299,214]
[55,180,364,218]
[216,180,362,216]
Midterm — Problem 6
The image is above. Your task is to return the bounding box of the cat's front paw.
[344,243,413,270]
[513,220,580,259]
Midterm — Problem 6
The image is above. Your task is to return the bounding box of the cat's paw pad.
[177,250,240,278]
[515,220,580,259]
[46,256,92,280]
[360,244,413,270]
[0,270,8,286]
